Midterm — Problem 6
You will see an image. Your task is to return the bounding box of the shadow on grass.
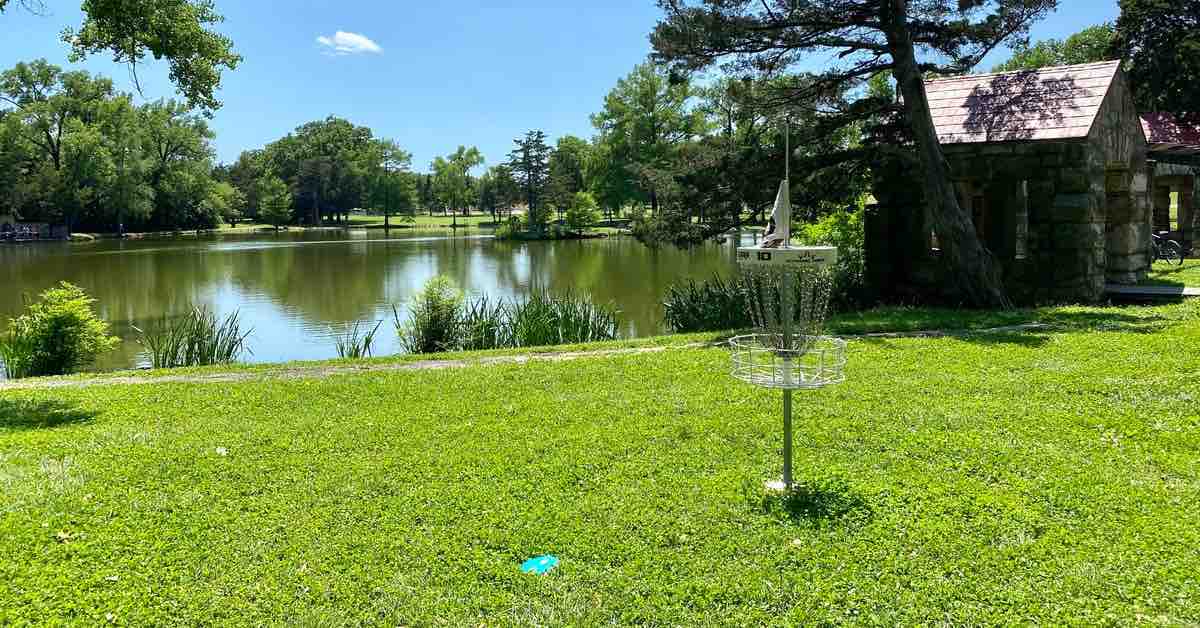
[849,308,1175,350]
[1039,309,1171,333]
[0,399,97,431]
[744,477,873,528]
[1140,260,1200,288]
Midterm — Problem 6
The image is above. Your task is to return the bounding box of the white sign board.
[736,246,837,269]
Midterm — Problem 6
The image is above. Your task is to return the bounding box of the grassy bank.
[8,302,1188,385]
[2,302,1198,623]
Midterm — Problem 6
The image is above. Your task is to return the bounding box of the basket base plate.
[764,479,793,493]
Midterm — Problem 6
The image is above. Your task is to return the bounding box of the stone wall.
[944,139,1106,302]
[1088,69,1152,285]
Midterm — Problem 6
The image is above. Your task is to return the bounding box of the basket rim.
[728,333,847,350]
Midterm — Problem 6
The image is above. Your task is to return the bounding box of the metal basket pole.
[779,115,794,490]
[780,270,794,490]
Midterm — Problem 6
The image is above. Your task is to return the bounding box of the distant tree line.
[217,117,417,229]
[0,59,238,232]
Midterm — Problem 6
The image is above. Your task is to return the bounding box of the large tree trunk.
[882,0,1011,309]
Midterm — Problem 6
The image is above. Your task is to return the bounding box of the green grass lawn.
[2,303,1199,623]
[345,213,499,229]
[1143,259,1200,287]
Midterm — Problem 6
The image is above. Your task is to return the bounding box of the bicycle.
[1151,232,1185,266]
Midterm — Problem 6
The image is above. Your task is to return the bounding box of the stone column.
[1180,177,1194,248]
[1050,160,1106,301]
[1106,165,1151,284]
[1152,184,1172,233]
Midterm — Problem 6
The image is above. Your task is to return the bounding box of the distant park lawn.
[347,212,499,229]
[209,213,498,233]
[1143,259,1200,287]
[2,302,1199,623]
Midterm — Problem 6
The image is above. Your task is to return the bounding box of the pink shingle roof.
[925,60,1122,144]
[1141,112,1200,145]
[1141,112,1200,160]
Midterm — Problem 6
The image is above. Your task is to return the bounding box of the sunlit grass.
[1143,259,1200,287]
[1,303,1198,623]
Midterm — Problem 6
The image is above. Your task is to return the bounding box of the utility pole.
[384,158,391,231]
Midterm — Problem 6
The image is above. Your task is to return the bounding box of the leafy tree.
[586,140,635,221]
[218,149,265,219]
[261,116,377,226]
[591,63,703,216]
[432,145,484,227]
[0,60,114,171]
[546,135,590,223]
[365,138,415,228]
[565,191,600,233]
[0,60,217,232]
[155,159,219,229]
[1,0,241,113]
[140,99,212,188]
[98,95,153,230]
[257,175,292,231]
[417,174,437,216]
[684,76,867,234]
[478,164,519,223]
[506,130,553,231]
[1113,0,1200,121]
[995,24,1116,71]
[651,0,1060,307]
[206,181,245,226]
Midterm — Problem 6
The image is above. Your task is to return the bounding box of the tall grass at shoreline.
[396,278,620,354]
[135,307,252,368]
[334,320,383,359]
[662,275,750,333]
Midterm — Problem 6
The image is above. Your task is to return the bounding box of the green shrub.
[629,206,705,248]
[395,277,464,354]
[793,207,868,310]
[0,282,118,379]
[494,215,524,240]
[662,267,844,334]
[135,307,253,369]
[565,191,601,233]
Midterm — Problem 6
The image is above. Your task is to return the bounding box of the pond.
[0,229,746,374]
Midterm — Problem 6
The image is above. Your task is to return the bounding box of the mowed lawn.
[2,305,1199,624]
[1144,259,1200,287]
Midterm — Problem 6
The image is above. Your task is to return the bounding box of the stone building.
[868,60,1152,303]
[1141,113,1200,249]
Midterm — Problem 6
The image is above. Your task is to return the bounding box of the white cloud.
[316,31,383,56]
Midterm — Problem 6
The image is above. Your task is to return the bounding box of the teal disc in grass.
[521,555,558,575]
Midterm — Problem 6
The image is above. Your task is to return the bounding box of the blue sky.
[0,1,1119,171]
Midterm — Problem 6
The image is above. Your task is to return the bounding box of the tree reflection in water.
[0,230,747,373]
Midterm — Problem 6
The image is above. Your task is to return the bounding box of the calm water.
[1,230,743,373]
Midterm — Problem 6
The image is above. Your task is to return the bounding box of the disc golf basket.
[731,246,846,491]
[730,122,846,491]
